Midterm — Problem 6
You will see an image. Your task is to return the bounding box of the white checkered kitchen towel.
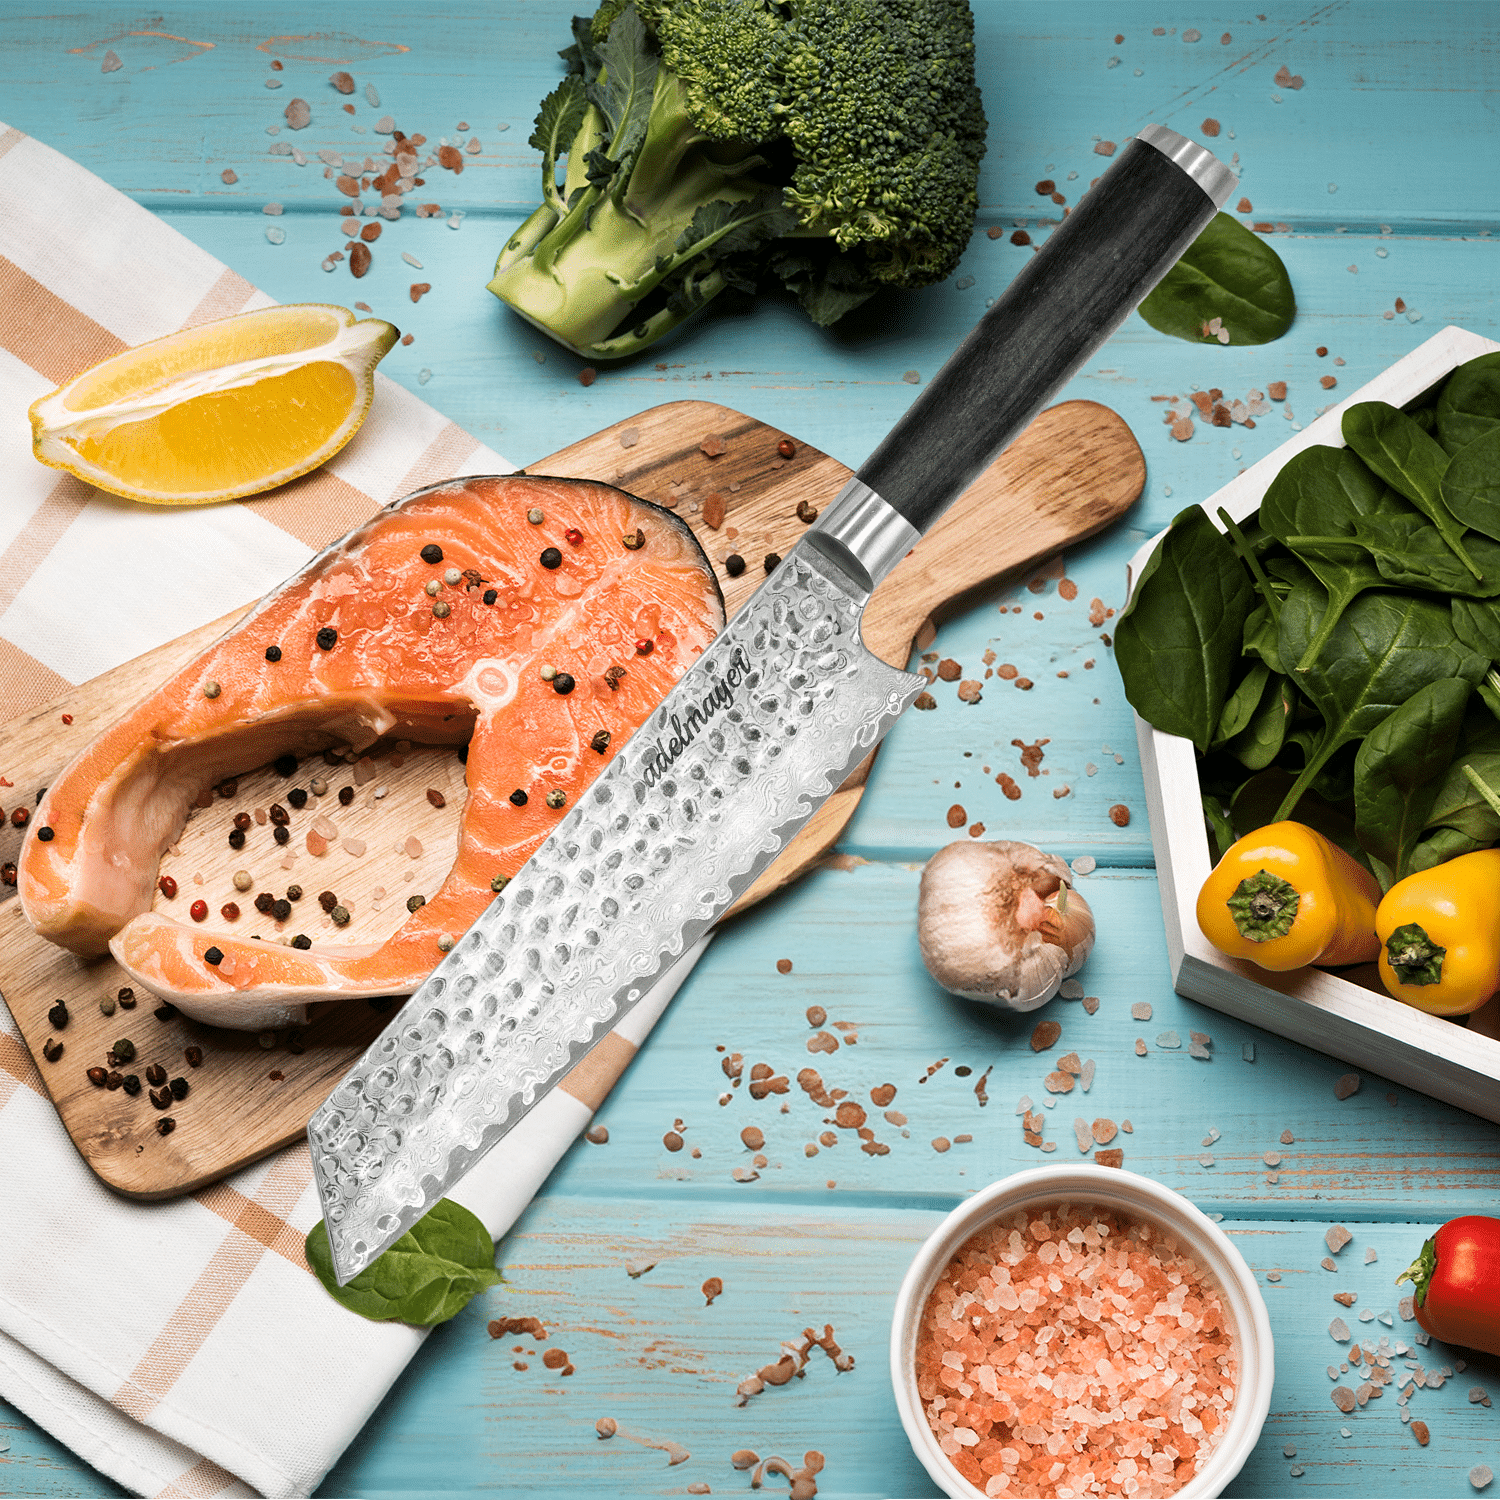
[0,122,709,1498]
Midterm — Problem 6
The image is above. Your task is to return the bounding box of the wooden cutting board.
[0,398,1143,1199]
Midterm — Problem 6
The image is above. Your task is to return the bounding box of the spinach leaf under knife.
[1115,505,1255,753]
[1271,587,1488,824]
[1352,677,1472,887]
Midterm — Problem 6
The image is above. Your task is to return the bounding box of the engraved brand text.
[640,646,752,788]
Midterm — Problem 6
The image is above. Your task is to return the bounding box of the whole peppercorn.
[339,785,355,806]
[318,890,338,912]
[158,874,178,898]
[432,601,451,618]
[287,788,309,809]
[170,1076,190,1100]
[539,664,557,682]
[316,627,338,651]
[590,729,611,753]
[407,893,426,912]
[122,1073,142,1096]
[86,1066,108,1088]
[233,870,253,891]
[291,934,312,950]
[635,638,654,655]
[777,438,796,459]
[564,527,584,546]
[190,899,208,922]
[526,507,544,525]
[42,1037,63,1062]
[274,825,291,845]
[47,1000,68,1029]
[117,987,136,1008]
[156,1117,176,1136]
[287,885,303,901]
[202,681,221,700]
[483,588,498,605]
[265,645,283,662]
[234,812,252,831]
[203,947,224,966]
[269,803,289,825]
[228,829,246,850]
[539,547,562,570]
[111,1038,136,1064]
[1,861,15,887]
[622,528,645,550]
[146,1063,167,1087]
[106,1071,124,1090]
[255,892,276,914]
[221,902,241,921]
[331,905,351,927]
[36,826,54,842]
[185,1045,203,1067]
[509,788,528,807]
[545,789,566,810]
[725,553,746,577]
[420,543,444,564]
[150,1087,172,1110]
[764,552,782,574]
[444,568,461,585]
[272,899,292,922]
[99,996,116,1017]
[553,673,576,695]
[490,874,510,892]
[11,806,30,828]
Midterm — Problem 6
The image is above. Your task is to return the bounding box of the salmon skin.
[19,474,724,1029]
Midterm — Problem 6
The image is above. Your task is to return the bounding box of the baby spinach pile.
[1117,351,1500,890]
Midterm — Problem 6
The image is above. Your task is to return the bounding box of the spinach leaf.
[1214,660,1271,745]
[1407,822,1489,875]
[1224,671,1295,770]
[1272,587,1488,822]
[1115,506,1256,753]
[1353,678,1472,886]
[1342,512,1500,598]
[1421,748,1500,848]
[1342,402,1482,581]
[1259,443,1394,542]
[1436,351,1500,456]
[1202,795,1238,863]
[307,1198,503,1325]
[1440,426,1500,542]
[1243,601,1287,675]
[1452,598,1500,658]
[1136,212,1295,346]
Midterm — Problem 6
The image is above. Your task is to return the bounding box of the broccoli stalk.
[488,0,986,361]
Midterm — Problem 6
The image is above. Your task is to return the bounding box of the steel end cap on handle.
[1135,123,1236,210]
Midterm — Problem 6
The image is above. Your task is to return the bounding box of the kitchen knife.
[310,124,1234,1284]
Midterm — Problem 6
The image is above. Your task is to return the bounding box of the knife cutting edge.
[309,124,1235,1284]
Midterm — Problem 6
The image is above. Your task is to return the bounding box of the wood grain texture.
[0,398,1142,1199]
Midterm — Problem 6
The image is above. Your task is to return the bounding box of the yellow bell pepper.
[1196,821,1382,971]
[1375,849,1500,1016]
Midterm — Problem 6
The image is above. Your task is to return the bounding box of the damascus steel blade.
[310,538,922,1282]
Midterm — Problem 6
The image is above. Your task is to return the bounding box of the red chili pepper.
[158,875,178,899]
[1397,1216,1500,1355]
[190,899,209,922]
[564,527,584,546]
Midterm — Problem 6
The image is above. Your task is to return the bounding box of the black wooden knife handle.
[855,125,1233,538]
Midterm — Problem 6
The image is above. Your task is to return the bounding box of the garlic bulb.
[917,840,1095,1011]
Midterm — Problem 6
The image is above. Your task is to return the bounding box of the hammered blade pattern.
[309,539,923,1281]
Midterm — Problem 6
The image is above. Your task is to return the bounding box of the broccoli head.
[487,0,986,359]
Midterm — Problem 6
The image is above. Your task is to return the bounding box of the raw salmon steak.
[19,474,723,1029]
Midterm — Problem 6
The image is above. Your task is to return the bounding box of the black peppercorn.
[269,803,289,825]
[156,1117,176,1136]
[106,1071,124,1090]
[255,892,276,914]
[274,825,290,845]
[185,1045,203,1068]
[318,890,338,912]
[1,861,15,887]
[150,1087,172,1110]
[274,753,298,777]
[146,1063,167,1087]
[406,894,426,912]
[265,645,283,662]
[234,812,252,831]
[420,543,443,564]
[228,828,246,849]
[86,1066,108,1087]
[47,1000,68,1029]
[122,1073,141,1095]
[539,547,562,569]
[291,934,312,950]
[483,588,497,605]
[286,885,303,901]
[764,552,782,574]
[509,788,528,807]
[170,1076,190,1099]
[154,1005,177,1022]
[203,947,224,966]
[316,627,338,650]
[725,553,746,577]
[117,987,136,1008]
[590,729,611,753]
[272,899,292,922]
[42,1037,63,1062]
[552,672,576,695]
[338,785,355,806]
[287,788,308,809]
[36,826,54,842]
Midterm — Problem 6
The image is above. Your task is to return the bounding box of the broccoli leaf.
[589,3,657,160]
[530,76,590,209]
[1137,213,1295,346]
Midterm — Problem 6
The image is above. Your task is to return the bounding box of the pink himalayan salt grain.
[914,1203,1236,1498]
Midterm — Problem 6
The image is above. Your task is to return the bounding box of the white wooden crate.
[1128,326,1500,1123]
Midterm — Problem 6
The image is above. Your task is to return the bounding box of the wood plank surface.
[0,3,1497,1498]
[0,398,1142,1200]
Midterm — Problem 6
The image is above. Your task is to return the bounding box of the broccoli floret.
[487,0,986,360]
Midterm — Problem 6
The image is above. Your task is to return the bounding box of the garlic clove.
[917,840,1095,1010]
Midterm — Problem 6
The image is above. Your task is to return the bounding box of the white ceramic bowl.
[890,1165,1273,1499]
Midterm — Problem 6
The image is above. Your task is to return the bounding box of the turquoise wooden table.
[1,3,1498,1496]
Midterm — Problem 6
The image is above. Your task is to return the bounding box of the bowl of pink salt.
[891,1165,1272,1499]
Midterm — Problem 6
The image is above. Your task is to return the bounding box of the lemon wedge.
[29,303,398,505]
